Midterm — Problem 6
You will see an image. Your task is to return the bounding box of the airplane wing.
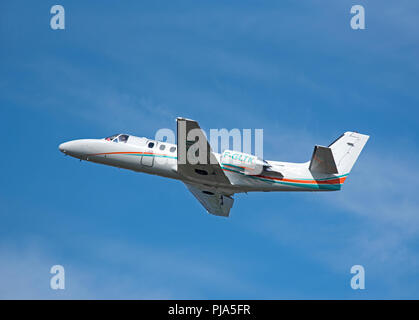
[176,117,231,186]
[184,183,234,217]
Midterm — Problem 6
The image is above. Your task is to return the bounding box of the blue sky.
[1,0,419,299]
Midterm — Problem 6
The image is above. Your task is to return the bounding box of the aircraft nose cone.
[58,142,67,153]
[58,143,65,153]
[58,140,84,156]
[58,139,98,160]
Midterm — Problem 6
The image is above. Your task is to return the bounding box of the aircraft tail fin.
[309,132,369,175]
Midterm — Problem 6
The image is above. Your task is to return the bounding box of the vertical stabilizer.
[328,132,369,175]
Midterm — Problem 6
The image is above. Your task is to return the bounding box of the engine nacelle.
[220,150,270,175]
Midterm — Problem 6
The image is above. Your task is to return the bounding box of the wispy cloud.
[0,236,253,299]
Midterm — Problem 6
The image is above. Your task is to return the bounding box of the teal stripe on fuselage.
[113,153,341,190]
[220,163,348,181]
[221,166,342,190]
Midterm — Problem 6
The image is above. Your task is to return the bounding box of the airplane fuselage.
[59,134,347,194]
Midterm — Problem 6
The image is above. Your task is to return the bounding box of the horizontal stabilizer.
[309,145,338,174]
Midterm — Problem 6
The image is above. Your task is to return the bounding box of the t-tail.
[308,131,369,187]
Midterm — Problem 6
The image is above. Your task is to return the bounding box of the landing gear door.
[141,140,155,167]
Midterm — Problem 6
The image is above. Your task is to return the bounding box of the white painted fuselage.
[59,134,350,194]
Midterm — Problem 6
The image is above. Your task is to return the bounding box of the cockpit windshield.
[105,134,119,141]
[118,134,129,143]
[104,134,130,143]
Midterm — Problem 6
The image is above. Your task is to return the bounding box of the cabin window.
[170,146,176,153]
[148,142,155,148]
[159,144,165,151]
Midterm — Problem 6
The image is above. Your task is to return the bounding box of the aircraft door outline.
[141,140,155,167]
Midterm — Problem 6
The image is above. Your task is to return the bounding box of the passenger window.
[170,146,176,153]
[148,142,155,148]
[159,144,165,151]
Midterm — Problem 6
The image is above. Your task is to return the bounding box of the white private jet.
[59,117,369,217]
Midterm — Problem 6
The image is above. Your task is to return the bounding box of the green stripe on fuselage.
[221,166,341,190]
